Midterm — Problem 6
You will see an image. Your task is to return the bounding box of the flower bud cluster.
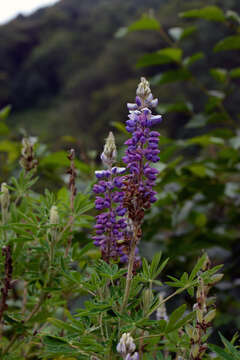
[20,137,38,172]
[1,182,10,225]
[117,333,139,360]
[188,256,223,359]
[0,183,10,211]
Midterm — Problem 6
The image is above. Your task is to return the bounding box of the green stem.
[121,225,138,313]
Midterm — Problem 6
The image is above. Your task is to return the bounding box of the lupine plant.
[0,78,238,359]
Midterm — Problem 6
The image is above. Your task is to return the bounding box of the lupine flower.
[93,78,162,266]
[50,205,59,225]
[121,77,162,267]
[93,132,128,262]
[117,333,139,360]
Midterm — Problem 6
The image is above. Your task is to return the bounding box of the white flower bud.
[0,183,10,210]
[101,132,117,167]
[136,77,151,99]
[117,333,136,355]
[191,343,200,358]
[50,205,59,225]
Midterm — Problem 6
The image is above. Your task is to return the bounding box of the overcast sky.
[0,0,60,24]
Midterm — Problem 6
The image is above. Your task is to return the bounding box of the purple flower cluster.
[123,79,162,207]
[93,166,128,262]
[93,78,162,265]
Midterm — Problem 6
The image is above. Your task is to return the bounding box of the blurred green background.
[1,0,240,343]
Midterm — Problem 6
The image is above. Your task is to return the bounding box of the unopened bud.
[204,309,216,324]
[117,333,136,355]
[196,308,203,323]
[185,324,194,338]
[206,296,216,306]
[21,138,32,158]
[0,183,10,210]
[191,343,200,358]
[201,254,211,271]
[101,132,117,167]
[136,77,151,99]
[192,328,200,342]
[50,205,59,225]
[20,137,38,171]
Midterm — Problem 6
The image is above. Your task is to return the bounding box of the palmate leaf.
[42,336,82,357]
[209,344,236,360]
[219,333,240,359]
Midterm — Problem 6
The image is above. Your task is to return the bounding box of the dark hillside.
[0,0,240,149]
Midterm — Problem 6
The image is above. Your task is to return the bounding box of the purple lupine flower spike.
[93,132,127,262]
[121,77,162,269]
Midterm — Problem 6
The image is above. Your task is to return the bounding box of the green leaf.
[210,68,228,83]
[187,135,224,146]
[74,193,94,215]
[42,335,79,356]
[188,164,206,177]
[180,6,225,22]
[214,35,240,52]
[219,333,240,359]
[0,105,11,120]
[166,304,186,332]
[189,254,207,281]
[230,67,240,78]
[154,69,191,85]
[209,344,233,360]
[0,122,9,135]
[136,48,182,68]
[128,14,160,32]
[180,26,197,39]
[47,318,82,333]
[111,121,128,134]
[183,52,205,67]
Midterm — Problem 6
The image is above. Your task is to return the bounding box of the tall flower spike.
[121,77,162,266]
[93,132,128,262]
